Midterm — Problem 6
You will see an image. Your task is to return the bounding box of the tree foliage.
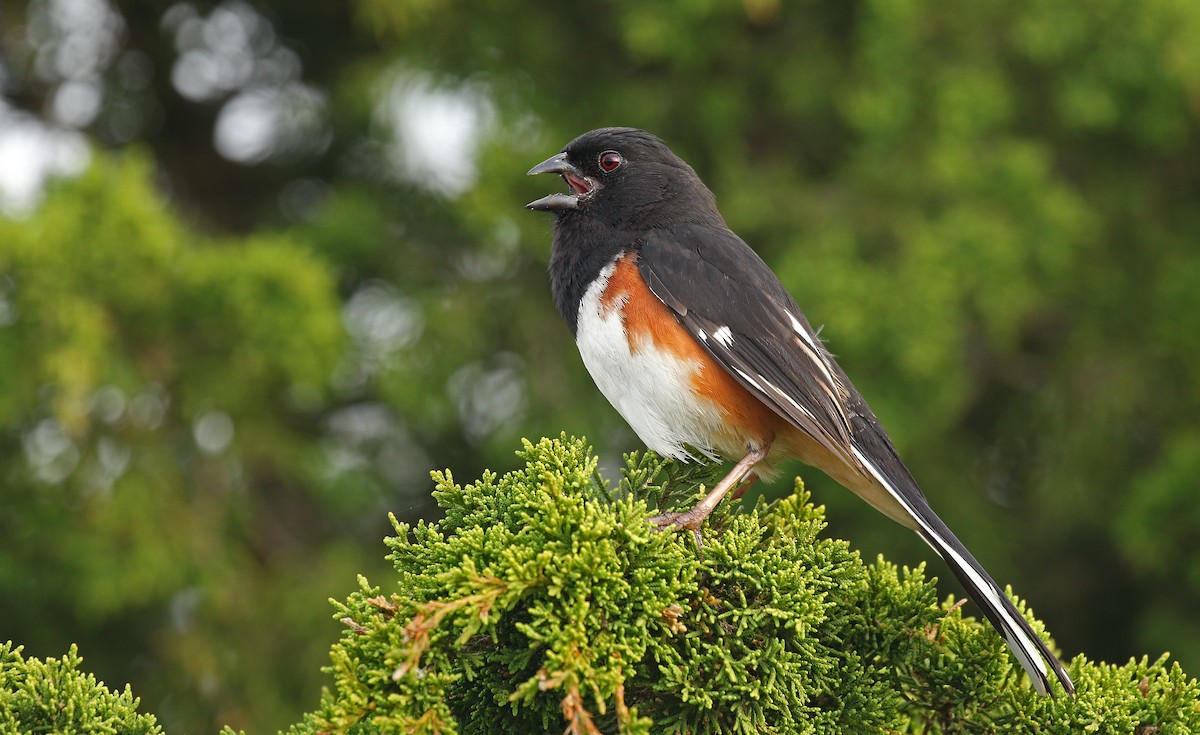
[12,438,1195,735]
[293,437,1198,734]
[0,642,163,734]
[7,439,1190,730]
[0,152,354,730]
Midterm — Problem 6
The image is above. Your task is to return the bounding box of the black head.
[526,127,724,230]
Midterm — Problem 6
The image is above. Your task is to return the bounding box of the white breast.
[575,257,725,462]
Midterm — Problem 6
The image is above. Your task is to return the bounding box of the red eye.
[598,150,622,172]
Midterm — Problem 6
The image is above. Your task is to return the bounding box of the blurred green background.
[1,0,1199,731]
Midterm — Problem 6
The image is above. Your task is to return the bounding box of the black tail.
[849,444,1074,696]
[914,510,1074,696]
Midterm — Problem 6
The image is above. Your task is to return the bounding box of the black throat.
[547,213,636,336]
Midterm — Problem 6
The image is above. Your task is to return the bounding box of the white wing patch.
[713,325,734,347]
[788,310,821,351]
[731,366,763,392]
[784,308,850,409]
[764,378,820,425]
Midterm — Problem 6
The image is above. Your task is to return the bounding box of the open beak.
[526,152,594,212]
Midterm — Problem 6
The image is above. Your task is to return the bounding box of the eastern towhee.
[526,127,1074,696]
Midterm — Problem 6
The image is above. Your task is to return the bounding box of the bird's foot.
[648,507,712,549]
[647,447,767,550]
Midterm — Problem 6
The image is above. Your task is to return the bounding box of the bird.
[524,127,1074,697]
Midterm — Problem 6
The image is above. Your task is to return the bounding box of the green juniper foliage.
[2,436,1199,733]
[289,436,1200,734]
[0,642,162,735]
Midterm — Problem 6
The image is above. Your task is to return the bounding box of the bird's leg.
[729,472,759,501]
[649,445,768,545]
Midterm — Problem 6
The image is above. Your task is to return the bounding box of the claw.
[648,510,708,548]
